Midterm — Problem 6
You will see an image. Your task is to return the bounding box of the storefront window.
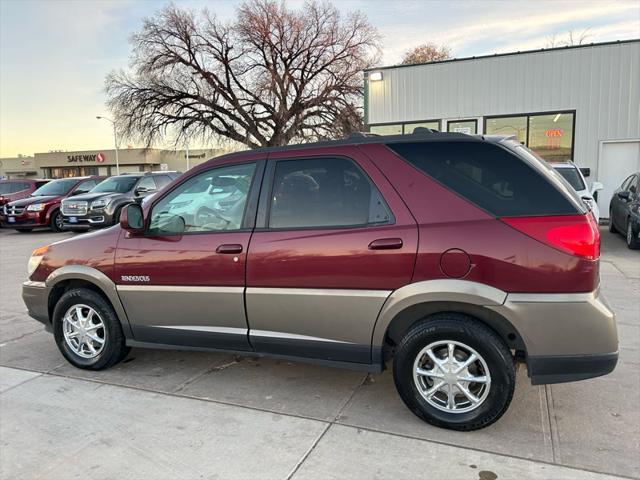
[447,120,477,134]
[404,121,440,133]
[370,124,402,135]
[528,112,574,161]
[485,116,527,144]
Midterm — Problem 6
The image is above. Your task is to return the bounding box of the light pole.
[96,115,120,175]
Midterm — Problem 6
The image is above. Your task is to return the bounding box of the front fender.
[46,265,133,337]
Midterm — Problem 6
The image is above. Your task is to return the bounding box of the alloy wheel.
[62,304,106,359]
[413,340,491,413]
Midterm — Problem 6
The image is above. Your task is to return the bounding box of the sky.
[0,0,638,157]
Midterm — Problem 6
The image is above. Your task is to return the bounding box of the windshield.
[553,166,586,191]
[92,176,139,193]
[31,178,78,196]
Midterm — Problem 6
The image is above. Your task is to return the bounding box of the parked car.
[0,178,49,214]
[608,172,640,249]
[1,177,102,232]
[551,161,603,221]
[22,131,616,431]
[60,172,180,231]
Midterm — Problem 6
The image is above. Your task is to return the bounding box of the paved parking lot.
[1,226,638,479]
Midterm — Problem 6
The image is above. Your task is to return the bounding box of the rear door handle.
[368,238,403,250]
[216,244,243,254]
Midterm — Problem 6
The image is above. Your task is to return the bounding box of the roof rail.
[347,132,380,140]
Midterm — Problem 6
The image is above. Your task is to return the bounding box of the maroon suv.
[22,131,617,430]
[2,176,102,232]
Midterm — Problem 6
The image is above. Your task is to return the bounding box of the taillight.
[501,214,600,260]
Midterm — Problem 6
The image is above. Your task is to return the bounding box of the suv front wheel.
[393,313,515,431]
[53,288,130,370]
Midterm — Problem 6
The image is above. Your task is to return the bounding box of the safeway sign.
[67,152,107,163]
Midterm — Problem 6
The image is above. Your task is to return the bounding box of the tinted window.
[553,166,586,191]
[0,182,20,194]
[149,163,255,234]
[92,176,139,193]
[388,141,580,217]
[154,175,173,189]
[31,178,78,196]
[268,157,392,229]
[136,176,157,191]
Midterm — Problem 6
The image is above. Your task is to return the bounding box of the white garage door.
[597,140,640,218]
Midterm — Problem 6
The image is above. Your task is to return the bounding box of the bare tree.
[400,43,451,65]
[546,29,592,48]
[105,1,380,149]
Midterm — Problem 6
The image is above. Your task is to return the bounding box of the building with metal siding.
[364,40,640,218]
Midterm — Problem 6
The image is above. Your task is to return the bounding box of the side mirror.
[120,203,145,234]
[590,182,604,194]
[134,186,149,196]
[617,191,631,200]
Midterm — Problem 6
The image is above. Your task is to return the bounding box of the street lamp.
[96,115,120,175]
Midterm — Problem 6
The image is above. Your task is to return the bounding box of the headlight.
[91,198,110,209]
[27,245,49,278]
[27,203,46,212]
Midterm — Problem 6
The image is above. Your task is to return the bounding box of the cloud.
[377,0,639,64]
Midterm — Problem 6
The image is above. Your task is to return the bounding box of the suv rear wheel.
[393,313,515,431]
[53,288,130,370]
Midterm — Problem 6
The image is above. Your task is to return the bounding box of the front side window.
[136,176,157,191]
[268,157,392,229]
[31,178,78,196]
[149,162,256,235]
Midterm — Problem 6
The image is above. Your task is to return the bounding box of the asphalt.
[0,226,638,480]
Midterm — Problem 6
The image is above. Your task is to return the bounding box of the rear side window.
[388,141,580,217]
[268,157,392,229]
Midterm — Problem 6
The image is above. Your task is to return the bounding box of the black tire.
[49,209,64,232]
[393,313,515,431]
[608,210,617,233]
[626,218,640,250]
[52,288,130,370]
[15,228,33,233]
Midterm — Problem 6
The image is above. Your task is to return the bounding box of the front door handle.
[216,244,243,254]
[368,238,403,250]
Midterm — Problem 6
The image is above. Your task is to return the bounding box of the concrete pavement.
[1,226,638,479]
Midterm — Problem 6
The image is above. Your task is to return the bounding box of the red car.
[22,131,617,430]
[0,178,49,211]
[2,176,102,232]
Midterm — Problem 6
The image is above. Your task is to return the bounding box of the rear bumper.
[527,352,618,385]
[489,287,618,384]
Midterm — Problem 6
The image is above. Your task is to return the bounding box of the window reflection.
[485,116,527,144]
[528,113,574,161]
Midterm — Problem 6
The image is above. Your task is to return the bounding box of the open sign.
[545,129,564,137]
